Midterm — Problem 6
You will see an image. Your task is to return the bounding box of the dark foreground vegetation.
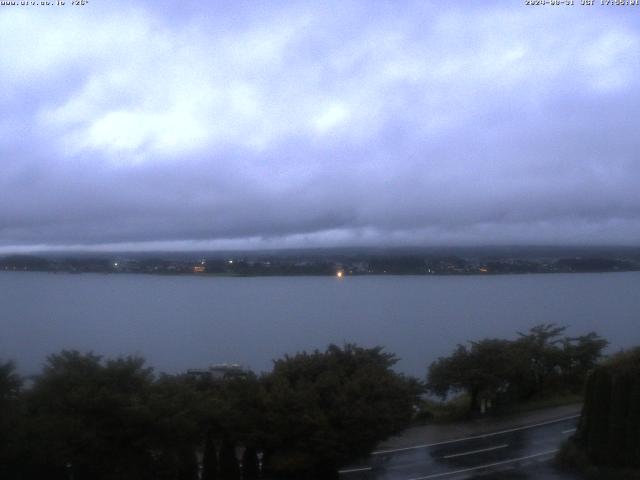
[0,345,421,480]
[557,347,640,479]
[426,324,608,417]
[0,325,624,479]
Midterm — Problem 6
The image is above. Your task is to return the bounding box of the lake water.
[1,271,638,378]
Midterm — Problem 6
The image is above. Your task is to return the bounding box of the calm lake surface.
[1,271,639,377]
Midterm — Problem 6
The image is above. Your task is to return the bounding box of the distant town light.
[228,260,233,264]
[336,271,343,278]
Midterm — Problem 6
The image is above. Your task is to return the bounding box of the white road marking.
[338,466,373,474]
[562,428,577,434]
[442,444,508,459]
[406,449,558,480]
[372,415,579,455]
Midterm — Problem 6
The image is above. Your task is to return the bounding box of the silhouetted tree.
[219,438,240,479]
[428,324,608,415]
[202,429,219,480]
[427,339,519,415]
[576,347,640,468]
[560,332,609,390]
[242,446,259,479]
[0,360,23,478]
[514,324,569,396]
[146,374,203,479]
[23,351,158,480]
[261,344,422,478]
[2,344,422,480]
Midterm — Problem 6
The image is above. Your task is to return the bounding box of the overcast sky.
[1,0,639,253]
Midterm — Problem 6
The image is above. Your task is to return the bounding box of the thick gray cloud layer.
[1,1,639,251]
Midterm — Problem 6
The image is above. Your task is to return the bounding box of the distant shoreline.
[2,249,639,278]
[2,268,639,278]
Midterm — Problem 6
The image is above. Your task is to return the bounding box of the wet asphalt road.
[339,416,582,480]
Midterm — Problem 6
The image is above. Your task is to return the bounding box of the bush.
[557,347,640,479]
[576,347,640,470]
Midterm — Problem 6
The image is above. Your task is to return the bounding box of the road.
[339,415,582,479]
